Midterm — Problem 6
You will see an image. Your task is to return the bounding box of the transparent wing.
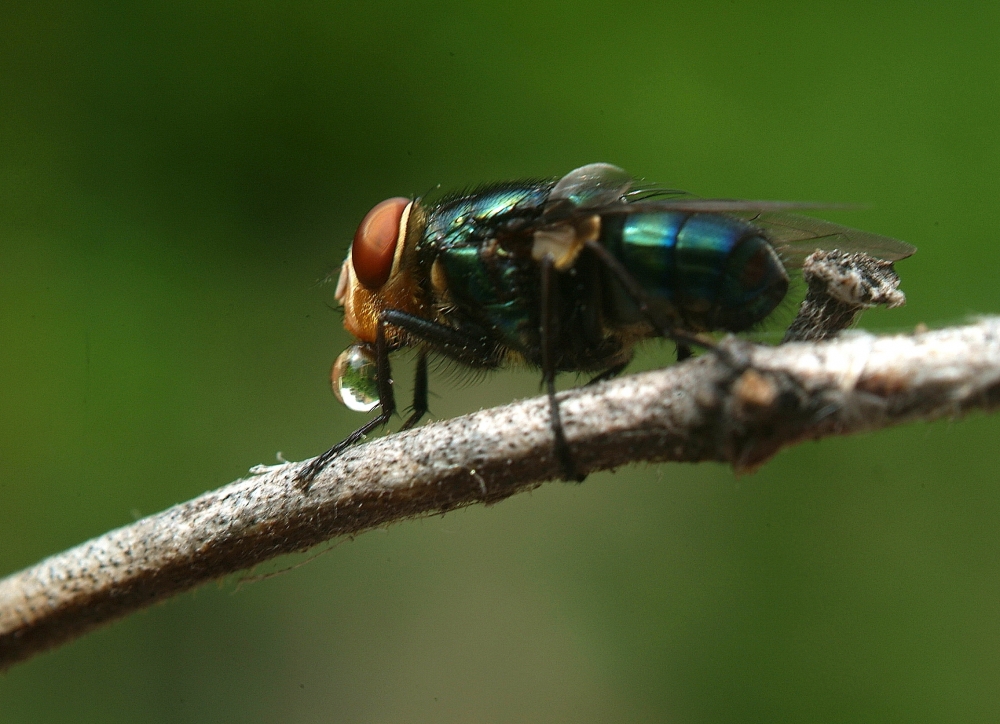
[623,183,693,202]
[618,199,847,214]
[750,212,916,263]
[544,168,916,264]
[549,166,841,215]
[599,201,916,263]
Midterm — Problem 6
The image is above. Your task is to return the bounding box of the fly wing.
[598,199,916,264]
[615,199,848,214]
[751,212,916,263]
[543,171,916,264]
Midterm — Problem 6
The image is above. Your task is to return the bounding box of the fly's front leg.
[540,254,584,482]
[300,311,499,487]
[382,309,498,368]
[297,315,398,486]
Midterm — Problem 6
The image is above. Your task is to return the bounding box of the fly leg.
[298,315,398,485]
[583,239,711,354]
[382,309,498,368]
[299,312,499,487]
[540,254,585,482]
[398,351,428,431]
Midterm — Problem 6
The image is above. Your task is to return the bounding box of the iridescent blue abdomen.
[603,211,789,332]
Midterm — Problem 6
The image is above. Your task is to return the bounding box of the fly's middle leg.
[399,351,428,431]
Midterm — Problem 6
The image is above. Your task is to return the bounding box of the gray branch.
[3,252,996,670]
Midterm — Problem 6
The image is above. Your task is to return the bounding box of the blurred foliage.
[2,1,1000,722]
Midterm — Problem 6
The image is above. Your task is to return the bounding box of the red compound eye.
[352,197,409,289]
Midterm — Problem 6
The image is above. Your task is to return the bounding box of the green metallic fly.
[301,163,915,482]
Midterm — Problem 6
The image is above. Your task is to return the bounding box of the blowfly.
[302,163,915,482]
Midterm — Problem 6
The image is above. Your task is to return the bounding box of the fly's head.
[331,196,428,411]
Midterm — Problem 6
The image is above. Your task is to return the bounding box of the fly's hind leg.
[540,254,585,482]
[583,239,711,355]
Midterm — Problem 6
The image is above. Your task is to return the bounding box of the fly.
[301,163,915,483]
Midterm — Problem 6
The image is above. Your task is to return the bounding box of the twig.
[4,318,1000,668]
[784,250,907,342]
[5,251,992,672]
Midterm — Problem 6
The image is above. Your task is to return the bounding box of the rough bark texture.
[783,250,906,342]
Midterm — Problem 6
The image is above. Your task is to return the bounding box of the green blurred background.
[2,1,1000,721]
